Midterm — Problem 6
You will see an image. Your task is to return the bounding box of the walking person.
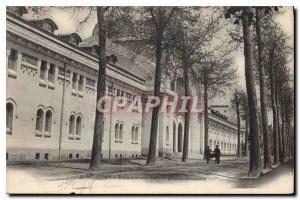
[214,145,221,164]
[204,146,211,164]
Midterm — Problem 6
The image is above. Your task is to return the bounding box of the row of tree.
[227,7,294,177]
[26,6,293,177]
[85,7,293,177]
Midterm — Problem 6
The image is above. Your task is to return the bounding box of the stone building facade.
[6,8,240,161]
[208,110,242,156]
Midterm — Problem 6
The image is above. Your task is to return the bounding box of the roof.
[29,18,58,31]
[57,33,82,45]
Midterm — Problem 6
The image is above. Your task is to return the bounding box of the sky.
[23,6,294,121]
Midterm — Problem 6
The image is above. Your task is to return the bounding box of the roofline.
[208,113,238,129]
[57,33,82,43]
[7,12,145,85]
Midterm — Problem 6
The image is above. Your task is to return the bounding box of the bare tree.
[231,89,243,157]
[262,17,292,165]
[225,7,261,177]
[239,92,249,156]
[167,8,225,161]
[136,7,177,165]
[254,7,272,169]
[89,7,109,171]
[192,54,237,156]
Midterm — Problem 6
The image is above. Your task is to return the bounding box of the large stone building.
[6,7,241,161]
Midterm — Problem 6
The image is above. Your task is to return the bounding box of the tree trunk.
[279,88,286,161]
[269,48,279,166]
[203,76,209,159]
[286,114,290,158]
[285,94,291,158]
[241,7,261,177]
[147,32,163,165]
[244,113,249,156]
[235,92,241,157]
[255,8,272,169]
[182,60,191,162]
[89,7,107,171]
[275,84,284,163]
[281,102,286,161]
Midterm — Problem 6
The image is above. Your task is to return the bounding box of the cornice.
[7,14,146,91]
[208,113,238,130]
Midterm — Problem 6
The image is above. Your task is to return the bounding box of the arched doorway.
[178,123,183,152]
[173,121,176,152]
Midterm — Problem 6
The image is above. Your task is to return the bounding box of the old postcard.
[6,6,294,194]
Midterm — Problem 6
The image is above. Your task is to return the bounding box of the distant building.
[208,109,242,156]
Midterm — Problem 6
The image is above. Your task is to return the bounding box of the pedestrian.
[204,146,211,164]
[214,145,221,164]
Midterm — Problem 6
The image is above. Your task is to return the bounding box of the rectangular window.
[107,86,114,96]
[131,127,135,144]
[40,61,47,80]
[166,126,169,145]
[66,70,71,78]
[22,53,38,66]
[8,49,18,70]
[72,73,78,90]
[78,75,84,92]
[48,64,55,84]
[35,153,40,160]
[135,127,139,144]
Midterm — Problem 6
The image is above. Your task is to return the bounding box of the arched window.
[69,115,75,135]
[131,126,134,144]
[6,103,13,134]
[45,110,52,133]
[115,123,119,143]
[36,109,44,131]
[135,127,139,144]
[76,116,82,136]
[119,124,123,143]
